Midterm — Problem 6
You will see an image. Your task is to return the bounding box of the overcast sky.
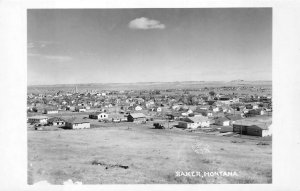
[27,8,272,85]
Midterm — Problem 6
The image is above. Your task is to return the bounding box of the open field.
[28,123,272,184]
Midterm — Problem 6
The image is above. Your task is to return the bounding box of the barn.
[233,119,272,137]
[127,113,146,123]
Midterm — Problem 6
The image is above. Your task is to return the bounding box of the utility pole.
[240,120,243,137]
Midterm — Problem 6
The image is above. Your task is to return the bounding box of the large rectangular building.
[27,116,49,124]
[65,118,90,129]
[233,119,272,137]
[178,115,210,129]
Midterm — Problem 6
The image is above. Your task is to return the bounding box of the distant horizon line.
[27,80,272,87]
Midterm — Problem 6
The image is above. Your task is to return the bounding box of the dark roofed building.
[127,113,146,122]
[47,117,65,126]
[233,119,272,137]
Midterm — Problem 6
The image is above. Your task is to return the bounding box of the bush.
[257,141,269,145]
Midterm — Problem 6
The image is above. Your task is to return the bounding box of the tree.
[209,91,216,97]
[180,96,189,105]
[191,96,199,105]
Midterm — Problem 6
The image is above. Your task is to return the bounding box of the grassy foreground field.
[28,124,272,184]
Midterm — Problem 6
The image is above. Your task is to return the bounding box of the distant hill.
[227,80,272,85]
[229,79,245,83]
[28,80,272,92]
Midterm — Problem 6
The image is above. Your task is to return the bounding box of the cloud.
[27,41,59,49]
[44,55,72,61]
[28,41,72,62]
[28,53,72,62]
[128,17,165,30]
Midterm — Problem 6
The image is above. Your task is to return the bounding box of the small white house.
[187,109,193,114]
[172,105,181,110]
[43,109,59,114]
[75,107,86,112]
[212,107,220,112]
[207,112,213,117]
[214,117,230,126]
[65,120,90,129]
[89,112,108,120]
[156,107,162,112]
[109,114,127,122]
[135,105,143,111]
[181,112,189,117]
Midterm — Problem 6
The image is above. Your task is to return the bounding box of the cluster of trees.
[176,91,216,106]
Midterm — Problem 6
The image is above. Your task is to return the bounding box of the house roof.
[234,119,271,130]
[28,115,49,120]
[129,113,146,118]
[198,105,210,110]
[166,111,181,117]
[109,114,126,119]
[225,115,243,121]
[215,117,230,123]
[90,112,107,115]
[48,117,65,123]
[183,115,209,123]
[64,117,90,124]
[44,108,58,111]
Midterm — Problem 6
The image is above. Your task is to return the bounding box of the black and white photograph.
[1,0,300,190]
[26,8,272,184]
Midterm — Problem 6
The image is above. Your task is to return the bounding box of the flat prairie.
[28,123,272,184]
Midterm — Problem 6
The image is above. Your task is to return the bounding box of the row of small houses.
[177,115,272,137]
[29,96,271,114]
[27,116,90,129]
[27,112,272,137]
[27,112,148,129]
[38,105,268,119]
